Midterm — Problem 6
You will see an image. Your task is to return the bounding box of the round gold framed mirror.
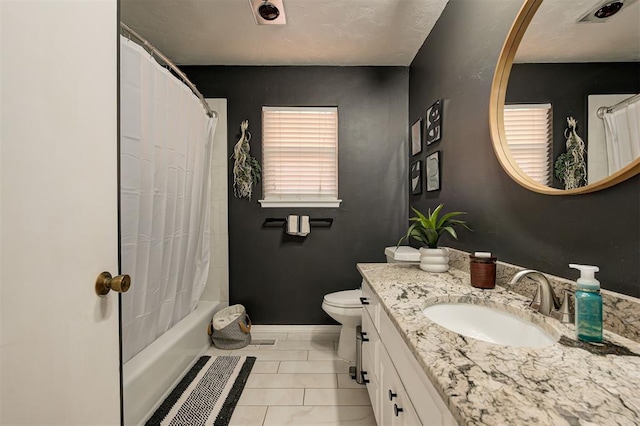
[489,0,640,195]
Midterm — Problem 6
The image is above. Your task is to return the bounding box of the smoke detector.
[249,0,287,25]
[578,0,638,23]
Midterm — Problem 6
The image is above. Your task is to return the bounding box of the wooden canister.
[469,254,497,289]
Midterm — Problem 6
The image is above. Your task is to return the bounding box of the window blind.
[260,107,340,207]
[503,104,553,186]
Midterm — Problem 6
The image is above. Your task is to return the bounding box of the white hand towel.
[287,215,299,235]
[298,215,310,237]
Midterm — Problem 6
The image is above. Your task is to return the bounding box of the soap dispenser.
[570,264,602,343]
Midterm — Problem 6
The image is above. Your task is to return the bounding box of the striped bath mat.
[146,355,256,426]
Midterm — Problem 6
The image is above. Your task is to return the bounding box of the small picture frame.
[410,160,422,195]
[426,151,441,192]
[411,118,422,156]
[425,99,442,145]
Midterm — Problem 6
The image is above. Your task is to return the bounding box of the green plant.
[554,117,586,190]
[232,120,261,200]
[397,204,470,249]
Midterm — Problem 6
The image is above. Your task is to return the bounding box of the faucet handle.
[551,289,575,324]
[529,281,543,312]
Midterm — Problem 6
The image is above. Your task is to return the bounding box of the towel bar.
[263,217,334,227]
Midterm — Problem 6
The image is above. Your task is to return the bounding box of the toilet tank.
[384,246,420,263]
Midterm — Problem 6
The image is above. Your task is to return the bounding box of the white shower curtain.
[119,36,218,363]
[603,99,640,175]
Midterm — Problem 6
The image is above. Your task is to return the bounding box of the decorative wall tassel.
[232,120,261,199]
[555,117,587,190]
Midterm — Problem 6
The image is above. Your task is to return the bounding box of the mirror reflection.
[504,0,640,190]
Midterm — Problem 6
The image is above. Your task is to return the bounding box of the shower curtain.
[603,98,640,175]
[119,36,218,363]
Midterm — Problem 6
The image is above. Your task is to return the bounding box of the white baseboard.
[251,324,341,333]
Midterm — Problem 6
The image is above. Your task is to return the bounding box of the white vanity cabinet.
[360,280,457,426]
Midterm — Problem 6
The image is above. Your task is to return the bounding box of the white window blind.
[259,106,341,208]
[503,104,553,186]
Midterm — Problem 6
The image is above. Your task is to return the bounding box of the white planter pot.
[419,247,450,272]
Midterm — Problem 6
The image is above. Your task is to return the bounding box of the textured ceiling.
[515,0,640,63]
[120,0,450,66]
[121,0,639,66]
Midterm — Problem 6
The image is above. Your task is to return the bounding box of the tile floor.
[205,327,376,426]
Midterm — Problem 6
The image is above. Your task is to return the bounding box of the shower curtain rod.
[597,93,640,119]
[120,22,217,119]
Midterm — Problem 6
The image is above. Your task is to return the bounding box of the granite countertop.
[357,263,640,426]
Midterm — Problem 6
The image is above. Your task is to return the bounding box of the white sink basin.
[422,303,558,348]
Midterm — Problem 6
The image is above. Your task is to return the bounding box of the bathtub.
[123,300,225,425]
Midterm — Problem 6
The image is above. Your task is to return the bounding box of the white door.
[0,1,120,425]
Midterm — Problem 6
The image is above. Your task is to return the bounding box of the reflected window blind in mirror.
[504,104,553,186]
[260,106,340,208]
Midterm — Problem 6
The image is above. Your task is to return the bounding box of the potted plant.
[397,204,470,272]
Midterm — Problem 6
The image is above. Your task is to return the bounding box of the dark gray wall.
[409,0,640,296]
[184,66,409,323]
[507,62,640,188]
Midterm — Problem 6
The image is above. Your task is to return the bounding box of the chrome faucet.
[509,270,572,321]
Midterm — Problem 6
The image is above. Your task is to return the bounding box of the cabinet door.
[380,346,422,426]
[362,306,381,378]
[362,339,380,425]
[361,280,380,328]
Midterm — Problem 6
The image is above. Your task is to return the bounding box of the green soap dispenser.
[570,264,602,343]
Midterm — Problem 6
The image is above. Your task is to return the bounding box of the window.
[259,106,341,208]
[503,104,553,186]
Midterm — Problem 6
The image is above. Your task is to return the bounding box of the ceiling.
[120,0,450,66]
[121,0,639,67]
[515,0,640,63]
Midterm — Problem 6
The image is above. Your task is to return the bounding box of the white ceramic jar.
[419,247,450,272]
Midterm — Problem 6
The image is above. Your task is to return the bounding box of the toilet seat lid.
[385,246,420,261]
[323,289,362,308]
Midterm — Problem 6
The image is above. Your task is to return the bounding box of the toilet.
[384,246,421,263]
[321,289,363,362]
[321,246,420,362]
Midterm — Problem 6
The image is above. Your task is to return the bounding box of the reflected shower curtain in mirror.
[603,99,640,175]
[120,36,217,363]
